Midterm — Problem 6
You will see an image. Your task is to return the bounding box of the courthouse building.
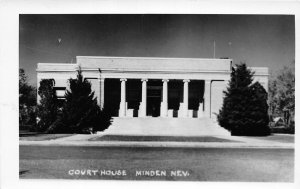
[37,56,268,119]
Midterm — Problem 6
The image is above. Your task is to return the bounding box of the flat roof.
[37,56,268,76]
[76,56,232,72]
[76,56,232,61]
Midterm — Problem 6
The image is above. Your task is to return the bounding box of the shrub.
[270,120,294,134]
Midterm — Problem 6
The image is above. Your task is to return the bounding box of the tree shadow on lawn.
[19,134,74,141]
[89,135,241,143]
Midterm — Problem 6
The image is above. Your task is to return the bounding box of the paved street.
[19,145,294,182]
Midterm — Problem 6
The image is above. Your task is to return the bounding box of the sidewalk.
[19,133,294,149]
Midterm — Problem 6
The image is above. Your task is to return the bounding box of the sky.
[19,14,295,86]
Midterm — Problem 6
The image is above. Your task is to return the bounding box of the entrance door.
[147,86,162,117]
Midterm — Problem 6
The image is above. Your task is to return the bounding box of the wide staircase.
[102,117,230,136]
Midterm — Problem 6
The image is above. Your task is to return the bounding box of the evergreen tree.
[36,79,58,132]
[91,107,113,134]
[218,63,270,136]
[50,69,112,133]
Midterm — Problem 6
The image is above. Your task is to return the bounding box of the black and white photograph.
[18,13,295,181]
[0,1,299,189]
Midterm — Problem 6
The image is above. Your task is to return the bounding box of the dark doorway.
[147,80,162,117]
[168,80,182,111]
[189,80,204,110]
[126,79,142,117]
[104,79,120,116]
[147,96,161,117]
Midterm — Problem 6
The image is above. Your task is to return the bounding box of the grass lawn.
[19,134,75,141]
[89,135,241,143]
[19,146,294,181]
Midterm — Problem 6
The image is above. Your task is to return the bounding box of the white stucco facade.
[37,56,269,119]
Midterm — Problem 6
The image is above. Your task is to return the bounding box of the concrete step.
[102,117,230,136]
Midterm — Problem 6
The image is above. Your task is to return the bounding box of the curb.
[19,141,294,149]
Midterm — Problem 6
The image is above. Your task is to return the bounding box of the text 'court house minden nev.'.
[36,56,268,119]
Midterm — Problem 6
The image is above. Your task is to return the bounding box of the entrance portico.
[108,77,211,118]
[36,56,269,119]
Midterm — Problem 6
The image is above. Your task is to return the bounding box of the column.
[204,80,211,118]
[99,77,105,110]
[198,102,204,118]
[140,78,148,117]
[161,79,169,117]
[183,79,190,117]
[119,78,127,117]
